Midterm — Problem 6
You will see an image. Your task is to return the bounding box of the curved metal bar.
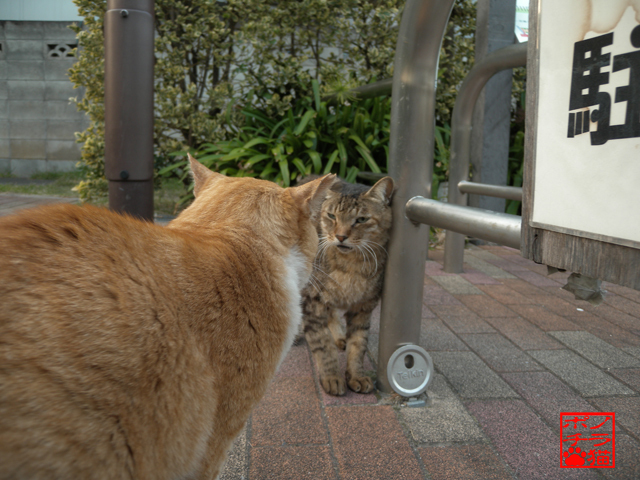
[444,42,527,272]
[406,197,522,250]
[377,0,455,394]
[458,180,523,201]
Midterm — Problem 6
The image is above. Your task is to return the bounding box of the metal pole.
[377,0,455,394]
[406,197,522,250]
[104,0,155,221]
[444,42,527,272]
[457,180,523,201]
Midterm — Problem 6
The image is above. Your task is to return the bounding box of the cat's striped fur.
[301,177,394,395]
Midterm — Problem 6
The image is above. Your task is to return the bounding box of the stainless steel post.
[444,42,527,272]
[377,0,455,394]
[104,0,155,221]
[406,197,522,250]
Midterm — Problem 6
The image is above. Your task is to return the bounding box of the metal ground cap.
[387,344,434,397]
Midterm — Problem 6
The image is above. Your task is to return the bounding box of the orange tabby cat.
[0,155,335,480]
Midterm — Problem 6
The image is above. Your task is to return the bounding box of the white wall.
[0,0,82,22]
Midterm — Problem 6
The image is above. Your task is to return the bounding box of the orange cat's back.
[0,161,335,480]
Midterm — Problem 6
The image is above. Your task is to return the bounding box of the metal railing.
[376,0,455,394]
[444,42,527,272]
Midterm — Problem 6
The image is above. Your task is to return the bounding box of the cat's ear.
[289,174,337,218]
[188,153,222,197]
[366,176,395,205]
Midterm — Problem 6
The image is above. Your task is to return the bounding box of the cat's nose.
[336,235,348,243]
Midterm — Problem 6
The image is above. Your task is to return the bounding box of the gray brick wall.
[0,21,88,176]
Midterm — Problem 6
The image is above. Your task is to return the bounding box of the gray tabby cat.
[301,176,394,395]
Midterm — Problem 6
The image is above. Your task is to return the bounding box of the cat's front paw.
[321,375,346,396]
[335,338,346,350]
[347,375,374,394]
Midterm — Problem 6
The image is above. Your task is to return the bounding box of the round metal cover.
[387,344,433,397]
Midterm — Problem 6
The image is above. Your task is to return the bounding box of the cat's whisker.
[360,242,379,274]
[364,239,388,256]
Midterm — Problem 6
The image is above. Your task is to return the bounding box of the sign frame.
[521,0,640,290]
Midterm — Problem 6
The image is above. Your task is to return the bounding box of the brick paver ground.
[3,195,639,479]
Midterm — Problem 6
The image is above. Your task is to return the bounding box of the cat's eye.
[355,217,369,224]
[327,213,336,220]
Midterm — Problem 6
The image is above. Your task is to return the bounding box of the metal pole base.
[108,180,154,221]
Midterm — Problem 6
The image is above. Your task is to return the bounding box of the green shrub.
[162,80,391,206]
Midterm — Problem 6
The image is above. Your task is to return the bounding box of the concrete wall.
[0,21,88,176]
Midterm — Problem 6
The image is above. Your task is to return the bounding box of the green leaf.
[157,160,187,176]
[242,137,270,150]
[355,145,381,173]
[305,150,322,174]
[337,139,348,178]
[349,134,370,153]
[292,158,307,175]
[345,166,359,183]
[293,110,316,136]
[312,79,321,111]
[324,150,339,174]
[278,160,290,187]
[247,153,271,165]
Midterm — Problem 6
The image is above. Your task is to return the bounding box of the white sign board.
[515,0,529,43]
[531,0,640,249]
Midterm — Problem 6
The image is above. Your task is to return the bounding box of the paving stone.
[455,294,518,318]
[527,294,587,316]
[476,284,537,304]
[500,278,550,296]
[219,426,247,480]
[609,369,640,392]
[459,270,502,285]
[430,351,518,399]
[468,400,599,480]
[420,317,469,352]
[567,313,640,348]
[471,255,528,273]
[425,260,456,276]
[460,333,543,372]
[326,406,423,480]
[497,254,539,269]
[604,295,640,318]
[419,444,513,480]
[436,308,496,334]
[591,397,640,440]
[590,304,640,336]
[422,285,462,306]
[604,284,640,303]
[601,433,640,479]
[249,445,337,480]
[463,254,516,278]
[508,305,580,331]
[276,343,313,378]
[502,371,595,426]
[432,275,484,295]
[482,316,565,350]
[251,376,327,447]
[421,303,436,319]
[549,331,640,369]
[399,374,485,443]
[623,347,640,359]
[511,269,563,287]
[529,350,634,397]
